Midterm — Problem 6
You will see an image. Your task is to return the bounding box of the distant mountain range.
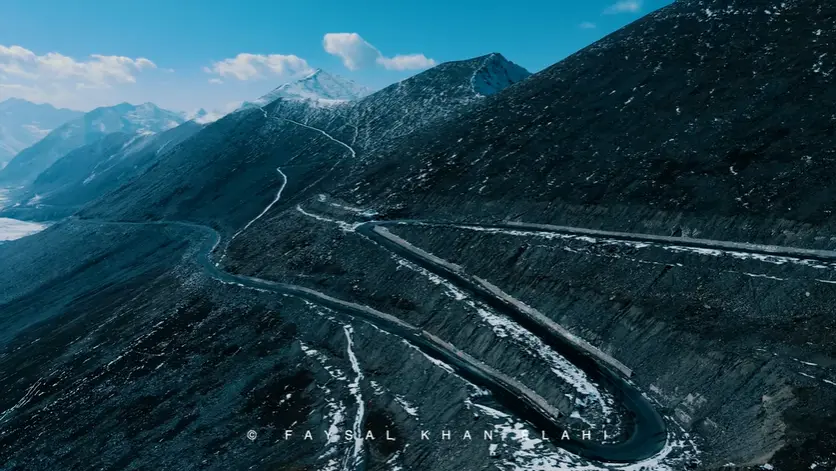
[0,71,381,217]
[0,98,83,169]
[2,121,204,221]
[3,55,529,221]
[0,71,375,190]
[0,102,184,186]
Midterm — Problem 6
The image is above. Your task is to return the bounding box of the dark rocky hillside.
[1,0,835,470]
[338,0,836,247]
[213,0,836,468]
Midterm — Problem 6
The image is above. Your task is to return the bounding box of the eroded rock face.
[0,223,486,470]
[387,222,836,466]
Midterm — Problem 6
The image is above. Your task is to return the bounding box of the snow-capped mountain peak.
[123,102,183,132]
[249,69,373,107]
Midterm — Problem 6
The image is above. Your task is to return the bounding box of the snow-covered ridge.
[246,69,373,108]
[119,102,184,133]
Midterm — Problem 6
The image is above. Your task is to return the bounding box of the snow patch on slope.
[343,325,365,469]
[0,218,46,241]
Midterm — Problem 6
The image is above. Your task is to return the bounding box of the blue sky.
[0,0,671,113]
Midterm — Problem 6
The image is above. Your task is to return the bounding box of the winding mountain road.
[61,109,673,464]
[61,113,675,464]
[75,214,667,464]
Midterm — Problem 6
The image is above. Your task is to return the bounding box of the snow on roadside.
[393,255,615,421]
[475,409,698,471]
[325,198,379,218]
[296,205,361,232]
[449,225,836,271]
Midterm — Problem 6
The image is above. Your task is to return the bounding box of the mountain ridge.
[0,98,84,169]
[0,121,204,221]
[75,1,836,468]
[243,68,373,109]
[80,53,531,227]
[0,102,184,186]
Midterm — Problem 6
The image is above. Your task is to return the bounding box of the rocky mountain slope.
[276,0,833,468]
[338,0,836,247]
[0,102,184,186]
[0,98,83,169]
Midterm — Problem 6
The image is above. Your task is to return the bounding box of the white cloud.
[603,0,642,14]
[323,32,436,71]
[0,45,156,86]
[203,53,312,81]
[0,44,158,109]
[579,21,597,29]
[322,33,381,71]
[0,62,39,80]
[0,83,43,99]
[0,45,36,61]
[376,54,436,71]
[208,78,223,84]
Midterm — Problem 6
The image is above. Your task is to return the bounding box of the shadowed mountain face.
[80,53,531,231]
[0,121,203,221]
[2,1,836,470]
[0,102,184,186]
